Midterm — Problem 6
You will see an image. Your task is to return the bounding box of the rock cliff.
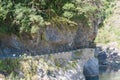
[0,20,100,55]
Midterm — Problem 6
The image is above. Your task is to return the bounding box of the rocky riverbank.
[0,48,99,80]
[1,46,120,80]
[96,46,120,74]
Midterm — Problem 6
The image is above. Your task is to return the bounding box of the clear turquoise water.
[100,71,120,80]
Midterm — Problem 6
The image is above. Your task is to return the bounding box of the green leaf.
[63,11,74,19]
[63,3,75,10]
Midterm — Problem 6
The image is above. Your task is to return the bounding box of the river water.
[100,71,120,80]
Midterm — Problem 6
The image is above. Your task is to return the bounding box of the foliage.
[95,26,120,49]
[62,3,76,19]
[0,58,19,73]
[0,55,79,80]
[100,0,115,21]
[0,0,110,35]
[95,0,118,48]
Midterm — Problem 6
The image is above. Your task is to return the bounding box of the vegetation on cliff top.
[0,0,112,35]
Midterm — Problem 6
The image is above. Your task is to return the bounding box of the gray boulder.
[97,51,107,65]
[83,58,99,76]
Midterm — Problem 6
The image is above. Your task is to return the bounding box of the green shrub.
[0,0,114,34]
[0,58,19,73]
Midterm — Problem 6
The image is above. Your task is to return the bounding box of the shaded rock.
[0,34,25,56]
[97,51,107,65]
[98,47,120,73]
[2,47,11,54]
[83,58,99,77]
[0,20,99,55]
[46,27,62,43]
[94,47,102,57]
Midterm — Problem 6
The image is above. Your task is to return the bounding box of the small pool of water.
[100,71,120,80]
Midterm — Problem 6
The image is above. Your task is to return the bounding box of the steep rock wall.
[0,19,100,55]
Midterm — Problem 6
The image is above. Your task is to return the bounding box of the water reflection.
[97,47,120,80]
[99,64,120,80]
[100,71,120,80]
